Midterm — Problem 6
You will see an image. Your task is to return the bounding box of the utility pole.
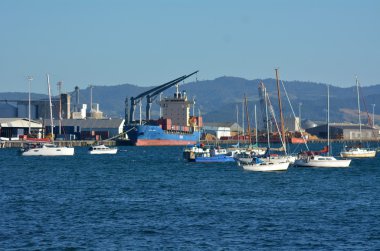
[372,104,376,128]
[89,85,93,112]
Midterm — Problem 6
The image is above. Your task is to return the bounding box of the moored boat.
[124,71,201,146]
[339,77,376,158]
[20,74,74,157]
[183,144,235,163]
[20,142,75,156]
[88,144,118,154]
[294,154,351,167]
[241,157,289,172]
[294,85,351,168]
[340,147,376,158]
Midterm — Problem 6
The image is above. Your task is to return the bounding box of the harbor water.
[1,145,380,249]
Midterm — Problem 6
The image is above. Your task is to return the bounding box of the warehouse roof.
[43,118,124,128]
[0,118,43,128]
[203,122,239,128]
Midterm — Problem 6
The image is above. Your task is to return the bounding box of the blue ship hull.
[125,125,200,146]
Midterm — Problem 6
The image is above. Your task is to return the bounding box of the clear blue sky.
[1,0,379,93]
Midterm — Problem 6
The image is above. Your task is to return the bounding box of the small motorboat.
[88,144,118,154]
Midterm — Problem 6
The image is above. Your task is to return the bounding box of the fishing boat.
[88,144,118,154]
[183,144,235,162]
[340,77,376,158]
[20,75,75,156]
[294,85,351,167]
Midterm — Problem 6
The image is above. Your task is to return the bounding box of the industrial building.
[203,122,242,139]
[0,88,105,120]
[0,118,43,140]
[284,116,301,132]
[306,123,378,140]
[43,118,125,140]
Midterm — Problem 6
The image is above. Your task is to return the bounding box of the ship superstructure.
[124,71,202,146]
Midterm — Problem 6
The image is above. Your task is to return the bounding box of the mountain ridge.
[1,76,379,125]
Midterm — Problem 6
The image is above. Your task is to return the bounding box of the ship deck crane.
[127,71,198,124]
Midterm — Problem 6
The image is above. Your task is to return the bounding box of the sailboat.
[241,72,290,172]
[294,85,351,167]
[340,77,376,158]
[20,74,75,156]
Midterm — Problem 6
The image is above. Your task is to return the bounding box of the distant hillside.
[1,77,380,125]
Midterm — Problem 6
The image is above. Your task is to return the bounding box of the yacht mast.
[255,104,258,145]
[356,77,362,143]
[244,95,251,145]
[327,84,330,156]
[27,76,33,135]
[265,88,271,151]
[47,74,54,140]
[275,68,286,153]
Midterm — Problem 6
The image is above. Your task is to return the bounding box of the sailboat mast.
[265,88,271,151]
[47,74,54,140]
[255,104,258,145]
[242,100,245,140]
[244,95,251,145]
[327,84,330,156]
[236,104,239,146]
[356,77,362,143]
[275,68,286,153]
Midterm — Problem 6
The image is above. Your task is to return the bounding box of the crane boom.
[146,71,198,120]
[128,71,198,123]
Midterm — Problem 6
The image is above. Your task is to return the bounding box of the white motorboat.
[294,155,351,168]
[88,144,118,154]
[241,158,289,172]
[20,143,75,156]
[340,147,376,158]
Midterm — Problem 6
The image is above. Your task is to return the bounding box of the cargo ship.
[124,71,202,146]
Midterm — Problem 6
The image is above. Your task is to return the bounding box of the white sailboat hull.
[242,162,289,172]
[21,146,75,156]
[294,158,351,168]
[262,156,296,164]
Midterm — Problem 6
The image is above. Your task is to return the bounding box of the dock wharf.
[199,139,380,145]
[0,140,117,149]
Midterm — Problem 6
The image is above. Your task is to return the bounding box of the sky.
[1,0,379,93]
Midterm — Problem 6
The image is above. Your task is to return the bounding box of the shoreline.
[1,138,379,148]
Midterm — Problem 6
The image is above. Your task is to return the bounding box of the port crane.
[126,71,198,123]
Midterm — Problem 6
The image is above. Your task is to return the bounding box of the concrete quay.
[0,140,117,148]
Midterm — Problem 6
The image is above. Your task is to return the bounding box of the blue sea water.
[1,145,380,250]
